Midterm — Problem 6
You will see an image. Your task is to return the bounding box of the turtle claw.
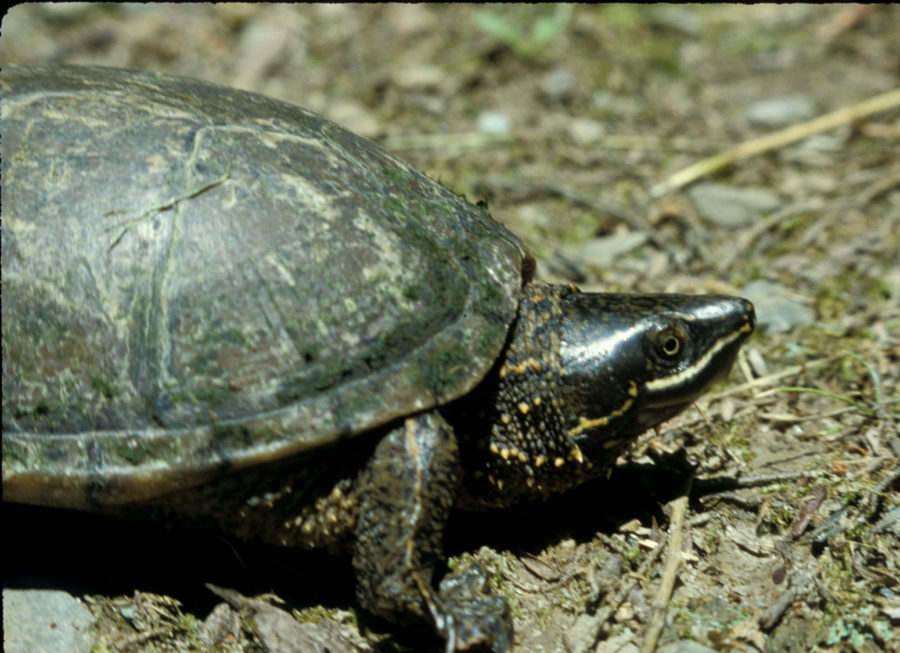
[430,566,512,653]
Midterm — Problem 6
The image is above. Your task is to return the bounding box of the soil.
[2,5,898,652]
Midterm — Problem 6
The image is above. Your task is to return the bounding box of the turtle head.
[558,291,755,459]
[453,282,754,506]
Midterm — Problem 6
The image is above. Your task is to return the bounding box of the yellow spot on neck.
[567,415,609,437]
[511,357,542,374]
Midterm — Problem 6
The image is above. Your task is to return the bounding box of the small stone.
[594,628,638,653]
[746,95,817,128]
[688,183,781,228]
[577,231,648,268]
[539,67,576,101]
[37,2,93,19]
[568,117,604,146]
[746,346,769,377]
[741,280,816,333]
[477,110,513,136]
[651,6,703,36]
[2,589,96,653]
[614,602,635,621]
[205,585,370,653]
[592,89,639,116]
[658,641,719,653]
[565,613,604,651]
[392,64,445,91]
[592,89,613,109]
[199,603,241,647]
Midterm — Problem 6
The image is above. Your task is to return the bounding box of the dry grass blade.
[650,87,900,198]
[640,489,690,653]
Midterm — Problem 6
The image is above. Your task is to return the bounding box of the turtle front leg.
[353,413,512,652]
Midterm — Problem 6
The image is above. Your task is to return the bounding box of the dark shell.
[1,65,528,508]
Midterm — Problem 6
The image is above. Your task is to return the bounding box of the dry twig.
[640,487,690,653]
[649,88,900,198]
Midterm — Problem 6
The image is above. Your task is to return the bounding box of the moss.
[111,438,161,466]
[419,340,473,399]
[12,399,70,429]
[476,330,497,358]
[89,373,117,400]
[196,385,233,407]
[294,605,358,627]
[212,423,268,451]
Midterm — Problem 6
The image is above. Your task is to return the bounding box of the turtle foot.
[431,565,512,653]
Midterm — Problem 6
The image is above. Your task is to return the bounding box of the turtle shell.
[1,64,529,509]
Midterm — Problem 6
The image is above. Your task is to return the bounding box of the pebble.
[205,584,369,652]
[477,110,513,135]
[650,6,703,36]
[746,95,817,128]
[746,346,769,377]
[2,589,96,653]
[688,183,781,228]
[568,116,604,145]
[37,2,93,19]
[577,231,649,268]
[539,67,577,101]
[658,641,719,653]
[392,63,445,91]
[740,279,816,332]
[592,89,640,116]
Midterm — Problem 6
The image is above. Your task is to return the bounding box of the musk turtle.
[1,64,755,651]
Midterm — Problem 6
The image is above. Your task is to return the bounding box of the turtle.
[1,64,755,651]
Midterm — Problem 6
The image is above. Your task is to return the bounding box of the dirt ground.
[2,4,898,652]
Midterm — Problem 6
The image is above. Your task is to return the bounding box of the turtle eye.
[647,322,689,365]
[661,331,681,356]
